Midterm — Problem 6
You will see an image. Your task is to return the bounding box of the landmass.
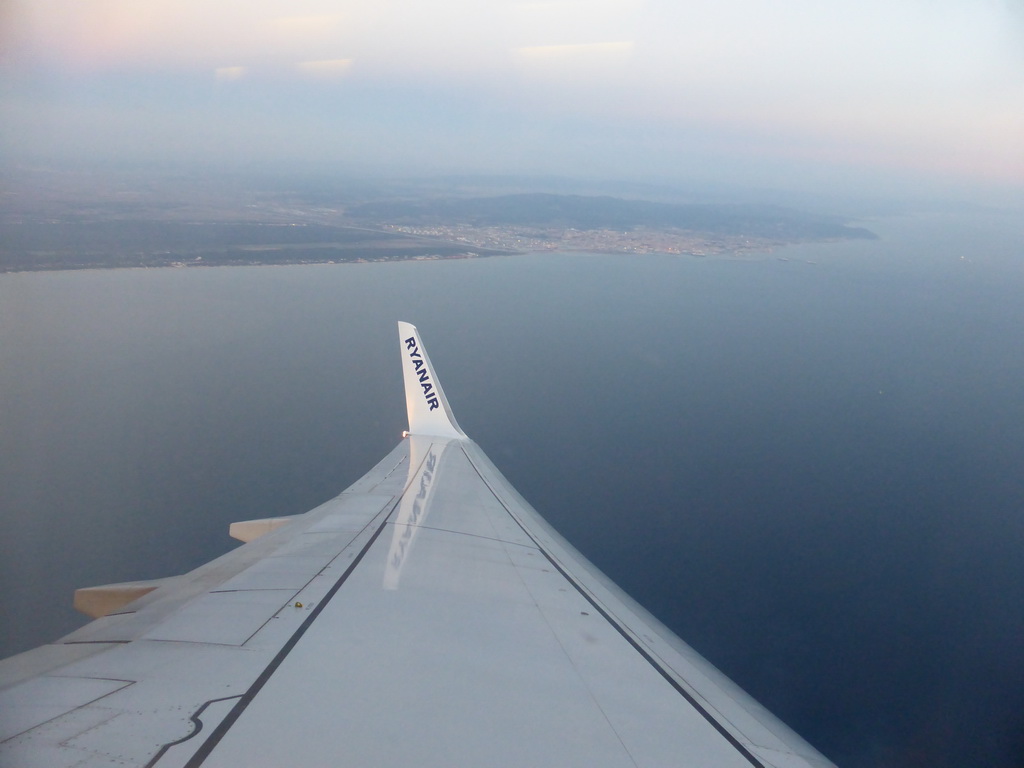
[359,193,876,257]
[0,170,876,272]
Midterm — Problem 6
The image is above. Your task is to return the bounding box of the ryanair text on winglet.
[404,336,441,411]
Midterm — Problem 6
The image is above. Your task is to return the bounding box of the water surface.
[1,211,1022,767]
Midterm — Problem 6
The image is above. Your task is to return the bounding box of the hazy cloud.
[294,58,354,79]
[214,65,247,81]
[514,41,634,60]
[3,0,1022,194]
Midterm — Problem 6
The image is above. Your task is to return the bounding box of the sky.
[1,0,1023,201]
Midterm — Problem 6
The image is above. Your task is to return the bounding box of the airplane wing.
[0,322,836,768]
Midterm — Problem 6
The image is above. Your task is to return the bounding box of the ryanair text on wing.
[404,336,441,411]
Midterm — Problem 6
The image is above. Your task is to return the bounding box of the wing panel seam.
[145,696,242,768]
[183,443,431,766]
[459,444,767,768]
[181,513,394,767]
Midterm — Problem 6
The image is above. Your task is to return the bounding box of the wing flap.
[73,580,163,619]
[228,516,295,543]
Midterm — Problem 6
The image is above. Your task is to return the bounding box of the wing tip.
[397,322,466,439]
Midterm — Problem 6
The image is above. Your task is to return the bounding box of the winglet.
[398,322,466,439]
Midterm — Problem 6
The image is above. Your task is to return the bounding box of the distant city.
[0,171,876,272]
[380,222,809,258]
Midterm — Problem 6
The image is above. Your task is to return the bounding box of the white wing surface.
[0,323,836,768]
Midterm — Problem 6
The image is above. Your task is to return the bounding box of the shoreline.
[0,243,831,275]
